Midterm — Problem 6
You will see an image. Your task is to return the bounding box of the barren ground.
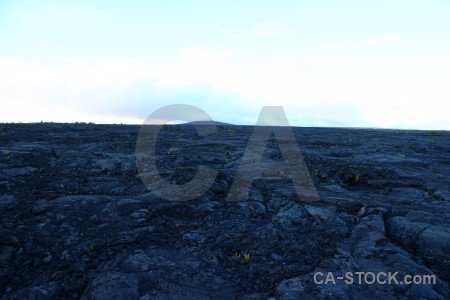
[0,123,449,299]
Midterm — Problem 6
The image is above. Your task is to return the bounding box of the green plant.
[355,173,360,183]
[3,150,11,156]
[168,147,181,152]
[27,147,34,152]
[428,140,434,145]
[397,153,406,158]
[234,252,250,261]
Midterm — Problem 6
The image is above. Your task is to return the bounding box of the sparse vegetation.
[234,252,251,262]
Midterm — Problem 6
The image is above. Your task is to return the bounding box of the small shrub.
[234,252,250,262]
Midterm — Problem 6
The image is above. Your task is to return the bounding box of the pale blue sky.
[1,0,449,129]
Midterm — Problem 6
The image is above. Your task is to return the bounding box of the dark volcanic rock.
[0,122,449,299]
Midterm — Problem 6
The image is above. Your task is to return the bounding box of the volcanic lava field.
[0,122,449,299]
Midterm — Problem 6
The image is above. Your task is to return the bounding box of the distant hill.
[185,120,235,126]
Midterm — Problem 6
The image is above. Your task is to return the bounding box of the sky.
[1,0,449,129]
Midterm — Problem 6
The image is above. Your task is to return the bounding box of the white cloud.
[154,47,450,129]
[0,57,158,123]
[1,45,449,129]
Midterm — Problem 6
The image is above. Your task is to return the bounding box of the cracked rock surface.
[0,123,449,299]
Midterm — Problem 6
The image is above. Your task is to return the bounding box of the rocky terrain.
[0,122,449,299]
